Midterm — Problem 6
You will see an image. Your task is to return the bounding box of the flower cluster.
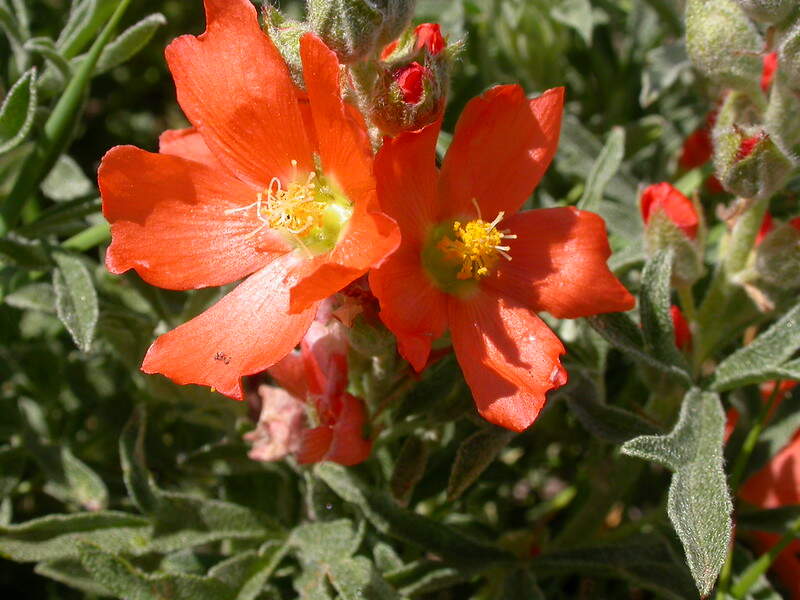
[98,0,633,463]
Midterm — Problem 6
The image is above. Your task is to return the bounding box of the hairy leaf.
[622,389,732,595]
[52,251,98,352]
[712,302,800,391]
[447,427,515,500]
[577,127,625,213]
[40,154,93,201]
[0,68,37,154]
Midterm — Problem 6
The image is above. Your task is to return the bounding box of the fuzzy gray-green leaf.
[52,251,98,352]
[577,127,625,212]
[40,154,93,201]
[712,301,800,392]
[95,13,166,74]
[622,389,732,595]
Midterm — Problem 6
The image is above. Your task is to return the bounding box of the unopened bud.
[734,0,795,24]
[686,0,764,96]
[761,52,778,92]
[263,7,310,87]
[307,0,417,63]
[370,23,453,135]
[713,91,795,198]
[640,183,704,286]
[755,218,800,288]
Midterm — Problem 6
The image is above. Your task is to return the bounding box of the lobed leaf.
[711,302,800,392]
[622,389,732,595]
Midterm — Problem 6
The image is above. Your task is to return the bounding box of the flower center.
[227,161,352,255]
[436,212,514,280]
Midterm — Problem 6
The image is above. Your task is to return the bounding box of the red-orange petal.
[159,127,220,169]
[267,350,308,401]
[100,145,290,290]
[370,247,448,371]
[375,119,442,246]
[487,207,635,319]
[299,32,374,203]
[324,394,373,466]
[288,190,400,313]
[141,253,318,400]
[165,0,312,188]
[439,86,564,220]
[448,291,567,432]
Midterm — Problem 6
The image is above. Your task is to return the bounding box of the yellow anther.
[437,210,516,280]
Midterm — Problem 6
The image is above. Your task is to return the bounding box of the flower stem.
[729,380,782,492]
[0,0,133,236]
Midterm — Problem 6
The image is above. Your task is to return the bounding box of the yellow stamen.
[225,160,352,254]
[437,211,516,280]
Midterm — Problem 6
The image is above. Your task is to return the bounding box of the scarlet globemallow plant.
[370,86,635,431]
[98,0,398,399]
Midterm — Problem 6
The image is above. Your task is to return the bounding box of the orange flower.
[369,86,635,431]
[98,0,398,399]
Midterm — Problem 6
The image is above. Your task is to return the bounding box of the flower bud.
[734,0,795,24]
[712,91,795,199]
[679,112,715,170]
[369,23,453,135]
[640,183,704,286]
[755,218,800,288]
[263,6,310,87]
[686,0,764,96]
[307,0,417,63]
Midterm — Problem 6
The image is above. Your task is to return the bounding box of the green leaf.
[640,248,690,375]
[447,427,515,501]
[23,36,72,83]
[291,519,363,565]
[79,542,235,600]
[207,545,287,600]
[35,558,110,596]
[0,511,150,562]
[552,0,594,45]
[56,0,118,58]
[40,154,93,201]
[0,68,37,155]
[389,435,429,506]
[640,41,690,107]
[315,463,513,566]
[622,389,732,595]
[711,302,800,391]
[95,13,166,74]
[52,251,98,352]
[565,385,661,444]
[577,127,625,212]
[586,312,691,383]
[4,282,56,313]
[531,536,697,600]
[385,560,480,596]
[327,556,400,600]
[119,406,282,553]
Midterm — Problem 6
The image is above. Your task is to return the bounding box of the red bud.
[396,61,427,103]
[414,23,444,55]
[761,52,778,92]
[640,182,700,240]
[670,305,692,351]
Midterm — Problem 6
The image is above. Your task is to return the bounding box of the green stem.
[61,222,110,252]
[0,0,132,236]
[728,380,783,492]
[730,517,800,599]
[724,197,769,277]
